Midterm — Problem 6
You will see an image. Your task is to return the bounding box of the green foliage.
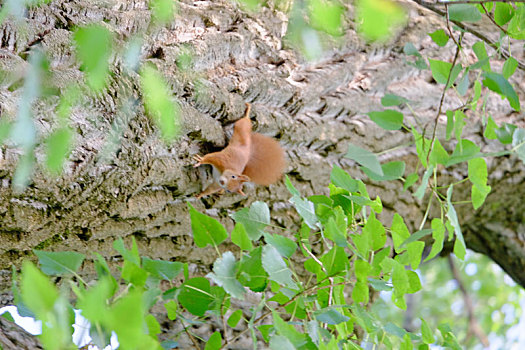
[355,0,407,41]
[140,64,182,142]
[73,24,113,91]
[7,0,525,349]
[429,29,449,47]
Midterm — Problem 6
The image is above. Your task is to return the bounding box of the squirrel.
[193,103,286,198]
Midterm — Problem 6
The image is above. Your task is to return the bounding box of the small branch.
[426,32,463,165]
[180,318,201,349]
[438,0,525,4]
[480,3,509,36]
[411,0,525,70]
[447,256,490,347]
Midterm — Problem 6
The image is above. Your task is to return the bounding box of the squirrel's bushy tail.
[243,133,286,185]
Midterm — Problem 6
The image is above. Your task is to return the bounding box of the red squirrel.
[193,103,285,198]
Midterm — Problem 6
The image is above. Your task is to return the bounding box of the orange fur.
[194,103,285,198]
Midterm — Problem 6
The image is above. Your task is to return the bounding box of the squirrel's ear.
[239,174,250,182]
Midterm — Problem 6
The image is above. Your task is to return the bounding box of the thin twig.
[426,32,463,165]
[447,256,490,347]
[480,3,510,36]
[180,318,201,349]
[445,4,460,48]
[411,0,525,70]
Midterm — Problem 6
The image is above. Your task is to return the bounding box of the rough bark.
[0,0,525,345]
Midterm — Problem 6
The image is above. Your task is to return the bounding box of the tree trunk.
[0,0,524,344]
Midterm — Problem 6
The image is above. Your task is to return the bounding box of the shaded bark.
[0,0,524,344]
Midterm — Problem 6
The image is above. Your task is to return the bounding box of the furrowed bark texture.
[0,0,524,345]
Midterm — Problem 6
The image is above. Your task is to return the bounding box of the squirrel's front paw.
[193,154,203,167]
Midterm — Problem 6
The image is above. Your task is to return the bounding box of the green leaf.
[502,57,518,79]
[346,144,383,176]
[407,241,425,270]
[290,195,319,229]
[140,64,182,141]
[367,110,404,130]
[231,223,253,251]
[484,116,498,140]
[121,260,148,287]
[142,257,183,281]
[414,166,434,200]
[356,0,407,42]
[403,42,420,57]
[424,218,445,262]
[45,127,73,175]
[391,261,408,296]
[321,246,348,276]
[446,186,466,260]
[325,215,348,247]
[227,309,243,328]
[446,110,454,141]
[353,282,370,303]
[446,140,481,166]
[204,331,222,350]
[385,322,407,338]
[314,308,350,325]
[231,201,270,240]
[354,259,370,281]
[364,212,386,251]
[428,59,461,88]
[309,0,344,36]
[145,314,161,336]
[404,172,418,190]
[381,93,408,107]
[264,233,297,259]
[482,72,520,111]
[448,4,481,22]
[284,175,301,197]
[262,245,298,290]
[330,165,358,192]
[113,238,141,265]
[454,110,466,141]
[207,251,245,300]
[391,214,410,253]
[368,278,393,292]
[178,277,213,316]
[188,203,228,248]
[468,158,488,188]
[472,41,490,71]
[33,250,85,276]
[239,247,268,292]
[399,229,433,249]
[421,318,435,344]
[428,139,449,166]
[73,24,113,91]
[21,261,58,316]
[456,70,469,96]
[362,161,405,181]
[269,335,295,350]
[494,3,514,26]
[106,290,158,349]
[272,311,313,348]
[429,29,449,47]
[496,123,516,144]
[150,0,175,24]
[76,277,113,324]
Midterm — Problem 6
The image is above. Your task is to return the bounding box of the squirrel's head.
[219,170,250,195]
